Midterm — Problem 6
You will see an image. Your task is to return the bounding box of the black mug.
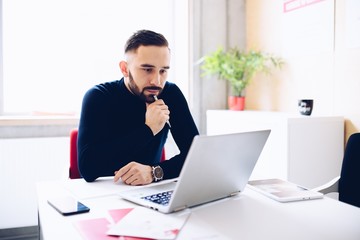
[298,99,313,116]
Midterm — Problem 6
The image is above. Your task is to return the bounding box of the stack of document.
[107,207,190,239]
[74,207,190,240]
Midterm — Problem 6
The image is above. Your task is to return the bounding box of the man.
[78,30,199,185]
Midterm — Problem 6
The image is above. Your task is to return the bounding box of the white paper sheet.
[106,207,191,239]
[64,177,177,199]
[63,177,135,199]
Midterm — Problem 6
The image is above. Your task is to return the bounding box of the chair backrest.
[69,129,166,179]
[69,129,81,179]
[338,133,360,207]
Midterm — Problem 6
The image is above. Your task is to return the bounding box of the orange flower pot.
[228,96,245,111]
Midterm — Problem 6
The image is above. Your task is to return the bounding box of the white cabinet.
[207,110,344,188]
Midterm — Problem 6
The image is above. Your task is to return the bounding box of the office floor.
[0,226,39,240]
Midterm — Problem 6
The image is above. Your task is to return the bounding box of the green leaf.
[200,47,283,96]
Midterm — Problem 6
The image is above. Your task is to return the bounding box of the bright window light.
[2,0,188,115]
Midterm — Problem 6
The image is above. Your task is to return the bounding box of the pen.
[153,95,171,128]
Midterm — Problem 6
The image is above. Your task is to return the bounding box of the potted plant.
[200,47,283,110]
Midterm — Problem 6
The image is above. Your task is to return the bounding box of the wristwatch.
[151,165,164,182]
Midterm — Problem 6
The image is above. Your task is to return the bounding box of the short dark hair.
[124,30,169,53]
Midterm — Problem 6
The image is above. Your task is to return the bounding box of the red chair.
[69,129,81,179]
[160,147,166,163]
[69,129,166,179]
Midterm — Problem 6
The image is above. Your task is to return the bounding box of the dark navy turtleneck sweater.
[78,78,199,182]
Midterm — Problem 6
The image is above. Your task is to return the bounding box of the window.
[1,0,189,115]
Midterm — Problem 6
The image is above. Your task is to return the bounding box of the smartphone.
[47,196,90,216]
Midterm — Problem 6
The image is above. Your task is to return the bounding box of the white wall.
[245,0,360,140]
[0,137,69,228]
[191,0,246,133]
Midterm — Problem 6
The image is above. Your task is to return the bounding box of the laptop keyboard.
[142,190,173,206]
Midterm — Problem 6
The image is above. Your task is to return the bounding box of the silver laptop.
[119,130,271,213]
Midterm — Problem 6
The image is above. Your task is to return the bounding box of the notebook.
[119,130,271,213]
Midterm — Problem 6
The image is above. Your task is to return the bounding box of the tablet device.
[248,178,323,202]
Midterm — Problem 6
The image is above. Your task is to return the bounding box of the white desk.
[37,177,360,240]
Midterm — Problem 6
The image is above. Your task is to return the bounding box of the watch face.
[154,166,164,179]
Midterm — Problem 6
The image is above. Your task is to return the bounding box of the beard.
[128,71,163,103]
